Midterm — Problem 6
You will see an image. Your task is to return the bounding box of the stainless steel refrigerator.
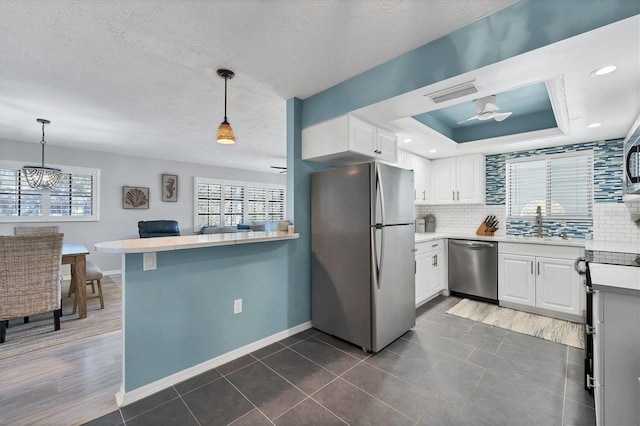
[311,162,415,352]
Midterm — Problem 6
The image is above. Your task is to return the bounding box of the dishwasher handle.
[449,240,496,249]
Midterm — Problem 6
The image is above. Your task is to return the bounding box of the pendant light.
[216,69,236,145]
[22,118,63,190]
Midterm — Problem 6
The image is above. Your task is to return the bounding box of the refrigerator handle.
[376,162,386,226]
[371,228,381,289]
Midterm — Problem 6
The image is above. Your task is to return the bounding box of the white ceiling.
[1,1,638,173]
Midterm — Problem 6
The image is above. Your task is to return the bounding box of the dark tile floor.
[86,296,595,426]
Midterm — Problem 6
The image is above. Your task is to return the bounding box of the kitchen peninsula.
[95,231,303,407]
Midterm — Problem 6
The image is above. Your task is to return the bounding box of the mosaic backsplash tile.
[506,219,593,239]
[484,138,623,238]
[485,139,623,205]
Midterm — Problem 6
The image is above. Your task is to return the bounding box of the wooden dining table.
[62,242,90,319]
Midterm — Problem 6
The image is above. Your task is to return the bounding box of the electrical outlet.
[234,299,242,314]
[143,252,157,271]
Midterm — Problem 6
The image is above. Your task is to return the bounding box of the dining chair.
[14,226,60,236]
[69,261,104,314]
[138,220,180,238]
[13,226,62,324]
[0,234,64,343]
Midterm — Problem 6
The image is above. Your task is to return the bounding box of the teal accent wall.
[300,0,638,128]
[123,240,302,391]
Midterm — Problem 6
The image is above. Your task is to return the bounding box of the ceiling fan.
[270,166,287,174]
[457,95,512,124]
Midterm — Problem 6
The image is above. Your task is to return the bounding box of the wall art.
[123,186,149,209]
[162,174,178,202]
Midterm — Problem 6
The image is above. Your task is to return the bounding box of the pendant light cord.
[224,76,228,121]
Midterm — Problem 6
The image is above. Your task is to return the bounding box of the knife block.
[476,223,495,236]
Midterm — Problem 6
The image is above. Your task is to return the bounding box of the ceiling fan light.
[217,120,235,144]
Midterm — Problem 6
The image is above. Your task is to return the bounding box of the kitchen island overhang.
[95,231,307,407]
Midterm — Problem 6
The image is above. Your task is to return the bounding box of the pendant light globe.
[216,69,236,145]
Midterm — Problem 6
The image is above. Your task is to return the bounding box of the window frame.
[505,151,594,220]
[193,176,286,232]
[0,160,101,222]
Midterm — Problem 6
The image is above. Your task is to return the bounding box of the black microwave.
[624,115,640,195]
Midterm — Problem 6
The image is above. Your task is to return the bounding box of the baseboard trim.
[115,320,313,407]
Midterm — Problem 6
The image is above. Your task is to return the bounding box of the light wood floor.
[0,330,121,426]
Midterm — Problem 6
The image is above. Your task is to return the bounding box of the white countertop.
[590,262,640,293]
[95,231,299,254]
[584,240,640,254]
[414,232,586,247]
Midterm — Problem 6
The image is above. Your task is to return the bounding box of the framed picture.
[162,174,178,202]
[123,186,149,209]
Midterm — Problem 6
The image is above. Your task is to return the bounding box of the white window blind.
[506,152,593,219]
[223,184,245,226]
[0,161,100,222]
[196,182,221,228]
[268,188,285,221]
[194,177,286,231]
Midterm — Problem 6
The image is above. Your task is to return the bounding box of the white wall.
[1,139,286,272]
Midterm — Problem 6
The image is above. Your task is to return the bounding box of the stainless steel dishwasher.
[448,239,498,303]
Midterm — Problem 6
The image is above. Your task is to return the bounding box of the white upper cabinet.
[430,154,485,204]
[400,150,432,203]
[302,115,398,166]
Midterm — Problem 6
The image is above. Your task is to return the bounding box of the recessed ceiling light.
[403,138,412,143]
[590,65,617,76]
[429,149,437,153]
[587,122,602,128]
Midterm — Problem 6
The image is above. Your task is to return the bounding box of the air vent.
[425,81,478,104]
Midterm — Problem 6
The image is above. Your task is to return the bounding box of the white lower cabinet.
[415,239,444,307]
[498,253,536,306]
[498,243,583,319]
[591,287,640,426]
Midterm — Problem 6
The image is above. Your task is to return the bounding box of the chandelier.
[22,118,63,190]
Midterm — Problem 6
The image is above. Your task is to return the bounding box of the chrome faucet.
[535,205,543,238]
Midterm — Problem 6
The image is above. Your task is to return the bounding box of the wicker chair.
[14,226,60,236]
[0,234,64,343]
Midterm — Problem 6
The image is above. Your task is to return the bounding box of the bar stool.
[69,261,104,314]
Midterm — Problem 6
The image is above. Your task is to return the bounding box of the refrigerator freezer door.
[374,163,415,226]
[311,163,373,350]
[371,224,416,352]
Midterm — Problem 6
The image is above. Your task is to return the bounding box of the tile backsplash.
[416,138,639,242]
[415,204,507,236]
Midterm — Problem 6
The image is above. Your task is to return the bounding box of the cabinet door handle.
[414,260,417,275]
[537,262,540,276]
[530,260,533,274]
[422,190,426,200]
[452,190,455,201]
[431,243,439,248]
[434,254,438,267]
[457,190,459,201]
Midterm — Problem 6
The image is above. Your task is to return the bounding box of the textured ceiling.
[0,0,515,173]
